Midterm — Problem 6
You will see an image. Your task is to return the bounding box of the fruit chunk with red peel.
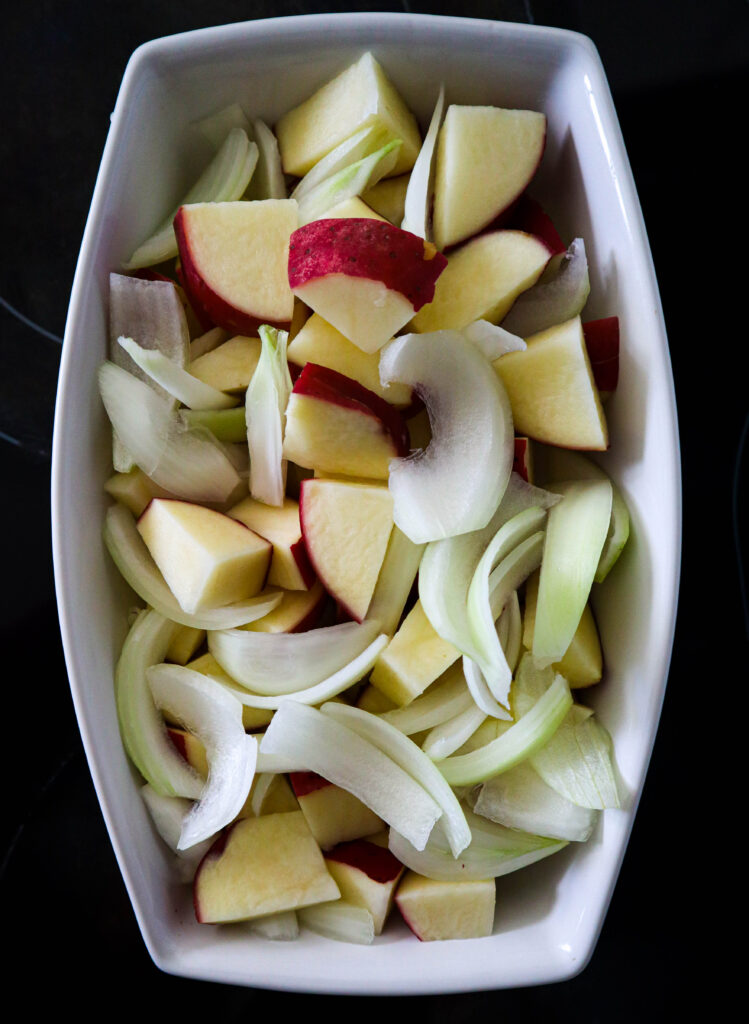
[188,335,261,393]
[168,726,209,777]
[192,811,340,923]
[288,313,412,407]
[239,579,327,634]
[290,772,384,850]
[137,499,272,614]
[228,495,315,591]
[583,316,620,398]
[288,219,447,353]
[325,839,405,934]
[282,363,410,480]
[432,106,546,251]
[493,316,609,450]
[395,871,496,941]
[505,194,566,255]
[513,437,534,483]
[410,230,550,333]
[299,478,395,622]
[175,200,297,336]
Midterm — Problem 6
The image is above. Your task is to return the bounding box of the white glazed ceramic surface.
[52,13,680,993]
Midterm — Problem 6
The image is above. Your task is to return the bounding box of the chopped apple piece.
[192,811,340,923]
[167,726,209,777]
[325,195,389,221]
[239,580,327,634]
[325,839,405,934]
[185,652,273,730]
[522,569,602,687]
[299,478,395,622]
[363,173,410,224]
[137,498,272,614]
[282,363,410,480]
[410,230,550,333]
[395,871,496,941]
[356,685,397,714]
[288,218,447,353]
[275,52,422,178]
[493,316,609,450]
[188,335,261,392]
[370,600,460,706]
[513,437,534,483]
[165,624,206,666]
[104,467,176,518]
[228,495,315,591]
[289,772,384,850]
[175,199,298,335]
[583,316,620,399]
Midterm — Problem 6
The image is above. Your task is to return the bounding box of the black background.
[2,1,745,1017]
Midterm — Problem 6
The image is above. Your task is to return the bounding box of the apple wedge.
[432,105,546,251]
[493,316,609,450]
[188,335,261,393]
[363,173,410,225]
[299,477,395,622]
[288,218,447,353]
[282,363,410,480]
[325,839,404,934]
[228,495,315,591]
[395,872,496,941]
[193,811,340,923]
[410,230,550,333]
[583,316,620,398]
[137,498,272,614]
[104,467,176,518]
[239,580,328,634]
[289,772,384,850]
[275,52,422,178]
[175,199,297,335]
[370,600,460,706]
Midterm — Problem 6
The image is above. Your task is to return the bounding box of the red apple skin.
[167,727,189,762]
[288,219,447,312]
[504,195,566,255]
[325,839,403,885]
[289,771,332,798]
[513,436,532,482]
[174,207,292,337]
[289,536,317,591]
[583,316,620,395]
[174,259,216,332]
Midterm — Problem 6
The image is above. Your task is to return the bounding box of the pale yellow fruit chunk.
[228,495,309,591]
[188,335,261,392]
[522,569,602,687]
[370,600,460,706]
[362,173,410,225]
[323,195,389,221]
[104,467,175,518]
[396,872,496,941]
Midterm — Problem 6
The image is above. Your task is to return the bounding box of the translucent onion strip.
[297,902,375,945]
[147,664,258,849]
[259,702,442,850]
[117,336,238,411]
[140,784,213,882]
[297,140,401,226]
[420,703,487,761]
[248,911,300,941]
[246,119,287,200]
[380,663,473,735]
[246,326,292,506]
[291,123,389,202]
[401,84,445,239]
[461,320,526,361]
[180,406,247,443]
[103,504,283,630]
[501,238,590,338]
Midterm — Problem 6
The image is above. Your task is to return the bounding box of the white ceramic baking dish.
[52,12,681,993]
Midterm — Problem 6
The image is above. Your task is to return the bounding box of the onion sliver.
[246,326,292,507]
[208,619,381,695]
[297,902,375,945]
[321,702,471,856]
[180,406,247,444]
[297,140,401,226]
[291,124,387,201]
[461,320,526,361]
[117,336,238,411]
[501,237,590,338]
[247,119,287,200]
[140,784,213,882]
[401,84,445,239]
[436,673,572,786]
[380,663,473,735]
[420,703,487,761]
[99,362,242,503]
[210,632,388,710]
[532,478,613,666]
[115,609,202,799]
[103,504,283,629]
[365,526,424,636]
[147,664,258,849]
[259,702,442,850]
[379,331,514,542]
[248,910,300,941]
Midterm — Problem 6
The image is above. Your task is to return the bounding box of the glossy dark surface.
[3,0,746,1013]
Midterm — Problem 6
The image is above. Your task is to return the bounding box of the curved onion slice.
[117,336,238,411]
[298,902,375,945]
[321,702,471,856]
[147,664,258,849]
[501,238,590,337]
[462,593,520,720]
[180,406,247,444]
[436,673,572,786]
[115,609,203,799]
[379,331,514,543]
[103,504,283,629]
[259,702,442,850]
[248,910,300,941]
[401,84,445,239]
[246,326,291,506]
[461,320,525,361]
[99,362,242,503]
[291,124,388,201]
[140,785,213,882]
[365,526,424,636]
[297,140,401,226]
[247,119,287,200]
[123,128,258,269]
[380,663,473,735]
[208,619,382,695]
[420,703,487,761]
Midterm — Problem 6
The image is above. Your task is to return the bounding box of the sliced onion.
[420,703,487,761]
[115,609,202,799]
[208,618,382,695]
[248,911,300,941]
[117,336,238,410]
[380,663,473,735]
[297,139,401,226]
[246,325,292,507]
[321,702,471,856]
[365,526,425,636]
[247,119,287,200]
[297,902,374,945]
[192,103,252,149]
[291,123,389,202]
[103,503,283,629]
[461,320,526,361]
[147,664,258,849]
[259,702,442,850]
[123,128,257,269]
[140,784,213,882]
[180,406,247,443]
[99,362,242,503]
[501,238,590,337]
[401,84,445,239]
[379,331,514,543]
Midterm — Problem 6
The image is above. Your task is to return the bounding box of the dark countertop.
[2,1,745,1015]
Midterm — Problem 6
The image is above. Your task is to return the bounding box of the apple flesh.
[493,316,609,450]
[104,467,176,518]
[324,195,389,222]
[432,105,546,251]
[410,230,550,333]
[299,477,395,622]
[239,579,328,634]
[289,772,384,850]
[363,173,410,225]
[228,495,315,591]
[165,624,206,666]
[288,218,447,353]
[192,811,340,923]
[175,200,297,336]
[188,335,261,393]
[324,839,405,934]
[137,498,272,614]
[395,871,496,941]
[282,363,410,480]
[370,599,460,706]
